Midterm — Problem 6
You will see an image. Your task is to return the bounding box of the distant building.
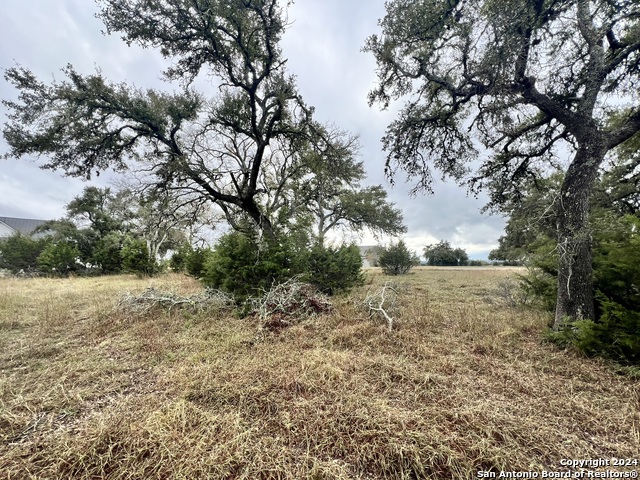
[359,245,381,268]
[0,216,49,239]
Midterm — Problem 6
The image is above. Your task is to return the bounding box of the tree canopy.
[366,0,640,325]
[3,0,404,246]
[3,0,312,241]
[294,127,406,246]
[424,241,469,266]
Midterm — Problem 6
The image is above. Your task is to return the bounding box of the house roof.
[0,216,49,236]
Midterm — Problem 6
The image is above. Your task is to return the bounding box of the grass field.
[1,268,638,479]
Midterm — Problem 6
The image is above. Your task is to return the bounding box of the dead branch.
[250,276,332,331]
[363,281,401,331]
[117,287,235,315]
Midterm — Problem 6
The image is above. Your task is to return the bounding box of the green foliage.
[0,234,50,273]
[528,215,640,363]
[489,174,562,265]
[301,243,364,295]
[518,237,558,312]
[378,240,419,275]
[170,242,192,272]
[35,219,98,265]
[66,187,129,236]
[37,241,80,276]
[423,241,468,266]
[201,233,364,299]
[592,214,640,312]
[468,260,489,266]
[202,232,293,300]
[91,232,124,274]
[185,247,213,278]
[547,296,640,365]
[121,237,154,276]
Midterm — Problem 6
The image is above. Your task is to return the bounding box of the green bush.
[0,233,50,273]
[37,241,81,276]
[592,214,640,314]
[302,243,364,295]
[92,232,124,274]
[547,295,640,364]
[169,242,192,272]
[201,232,293,299]
[185,246,213,277]
[378,240,419,275]
[121,237,155,276]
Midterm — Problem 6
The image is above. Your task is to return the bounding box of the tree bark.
[553,140,606,328]
[242,197,276,242]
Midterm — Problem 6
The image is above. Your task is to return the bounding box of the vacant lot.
[1,268,638,479]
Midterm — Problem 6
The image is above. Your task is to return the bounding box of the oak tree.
[366,0,640,326]
[298,127,407,246]
[3,0,313,242]
[424,241,469,266]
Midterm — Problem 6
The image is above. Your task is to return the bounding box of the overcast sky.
[0,0,506,259]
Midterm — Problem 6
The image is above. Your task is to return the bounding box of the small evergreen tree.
[185,246,213,278]
[0,233,50,273]
[302,243,364,295]
[169,242,192,272]
[91,232,125,274]
[37,241,80,276]
[378,240,419,275]
[121,237,154,276]
[201,232,292,300]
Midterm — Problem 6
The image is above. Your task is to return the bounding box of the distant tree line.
[0,186,200,276]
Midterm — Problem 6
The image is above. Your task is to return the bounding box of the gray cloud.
[0,0,505,258]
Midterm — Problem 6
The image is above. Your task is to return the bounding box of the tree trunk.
[553,142,605,328]
[242,197,276,242]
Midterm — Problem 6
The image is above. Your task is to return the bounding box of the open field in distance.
[1,268,638,479]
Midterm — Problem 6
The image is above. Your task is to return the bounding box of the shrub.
[201,232,292,300]
[547,295,640,364]
[92,232,124,273]
[378,240,419,275]
[301,243,364,295]
[541,215,640,364]
[169,242,192,272]
[185,246,213,278]
[121,237,155,276]
[37,241,81,276]
[0,233,50,273]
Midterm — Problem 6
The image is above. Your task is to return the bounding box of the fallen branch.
[250,276,332,331]
[363,282,401,331]
[117,287,235,315]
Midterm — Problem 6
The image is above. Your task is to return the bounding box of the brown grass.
[1,268,638,479]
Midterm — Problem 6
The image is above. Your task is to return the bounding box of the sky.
[0,0,506,259]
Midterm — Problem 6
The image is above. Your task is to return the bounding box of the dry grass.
[1,268,638,479]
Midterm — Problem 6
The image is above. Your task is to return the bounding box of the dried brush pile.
[251,276,332,331]
[117,287,235,315]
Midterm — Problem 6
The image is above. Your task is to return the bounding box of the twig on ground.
[363,281,401,331]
